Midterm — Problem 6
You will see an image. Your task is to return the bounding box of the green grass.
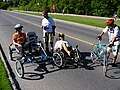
[20,11,120,28]
[0,58,12,90]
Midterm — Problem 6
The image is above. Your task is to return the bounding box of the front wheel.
[53,52,63,68]
[15,60,24,78]
[91,44,98,63]
[74,49,81,65]
[103,53,107,75]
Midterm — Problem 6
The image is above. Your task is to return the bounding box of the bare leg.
[112,56,117,64]
[106,52,110,63]
[62,43,70,55]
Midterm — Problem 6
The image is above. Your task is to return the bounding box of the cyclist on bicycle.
[97,19,120,65]
[54,33,72,56]
[12,24,26,57]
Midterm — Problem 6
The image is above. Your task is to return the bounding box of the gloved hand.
[96,36,102,40]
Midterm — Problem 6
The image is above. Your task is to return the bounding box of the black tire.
[91,44,98,63]
[53,52,63,68]
[53,51,66,68]
[9,46,13,60]
[103,53,107,75]
[15,60,24,78]
[74,49,81,64]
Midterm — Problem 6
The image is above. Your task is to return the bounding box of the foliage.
[5,0,120,17]
[0,2,9,9]
[0,59,12,90]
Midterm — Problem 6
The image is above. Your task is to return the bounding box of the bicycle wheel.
[15,60,24,78]
[103,53,107,75]
[91,44,98,63]
[74,49,81,64]
[53,52,64,68]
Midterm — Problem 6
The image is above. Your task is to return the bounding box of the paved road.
[0,10,120,90]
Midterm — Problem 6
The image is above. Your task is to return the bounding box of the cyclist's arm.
[99,32,104,37]
[111,27,119,44]
[100,26,109,36]
[111,37,116,44]
[13,40,21,46]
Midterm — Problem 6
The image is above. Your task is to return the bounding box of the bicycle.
[91,40,108,75]
[53,45,81,68]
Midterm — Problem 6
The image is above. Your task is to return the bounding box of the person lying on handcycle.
[12,24,27,57]
[54,33,72,56]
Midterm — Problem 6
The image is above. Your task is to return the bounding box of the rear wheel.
[91,44,98,63]
[15,60,24,78]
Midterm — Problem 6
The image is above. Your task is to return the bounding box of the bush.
[117,5,120,18]
[0,2,9,10]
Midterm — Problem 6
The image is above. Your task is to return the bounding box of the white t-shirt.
[103,26,120,42]
[54,40,71,50]
[42,17,55,33]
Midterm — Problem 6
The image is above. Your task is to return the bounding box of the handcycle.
[53,45,81,68]
[9,32,53,78]
[91,40,108,75]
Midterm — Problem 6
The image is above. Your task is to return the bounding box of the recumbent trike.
[8,32,53,78]
[52,45,82,68]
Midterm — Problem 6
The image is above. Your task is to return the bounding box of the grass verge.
[19,11,120,28]
[0,58,12,90]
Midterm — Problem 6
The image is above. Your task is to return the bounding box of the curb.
[0,44,20,90]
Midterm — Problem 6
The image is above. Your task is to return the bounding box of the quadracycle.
[52,45,82,69]
[91,40,111,75]
[8,32,53,78]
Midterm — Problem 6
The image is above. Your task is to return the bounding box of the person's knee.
[107,47,112,53]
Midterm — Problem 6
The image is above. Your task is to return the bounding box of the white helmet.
[14,24,23,29]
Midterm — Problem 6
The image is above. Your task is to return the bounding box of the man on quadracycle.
[97,19,120,66]
[12,24,27,58]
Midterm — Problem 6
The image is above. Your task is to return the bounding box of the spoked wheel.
[15,60,24,78]
[74,49,81,65]
[103,53,107,75]
[53,52,65,68]
[91,44,98,63]
[8,46,13,60]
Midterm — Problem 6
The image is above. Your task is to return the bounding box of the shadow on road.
[105,62,120,79]
[22,63,62,80]
[80,52,95,70]
[22,72,44,80]
[81,52,120,79]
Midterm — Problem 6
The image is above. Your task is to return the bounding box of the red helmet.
[106,19,114,26]
[42,10,48,15]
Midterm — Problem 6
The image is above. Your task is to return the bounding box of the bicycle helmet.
[14,24,23,29]
[106,19,114,26]
[59,33,65,37]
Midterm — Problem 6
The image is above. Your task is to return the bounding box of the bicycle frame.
[91,40,108,75]
[92,40,107,62]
